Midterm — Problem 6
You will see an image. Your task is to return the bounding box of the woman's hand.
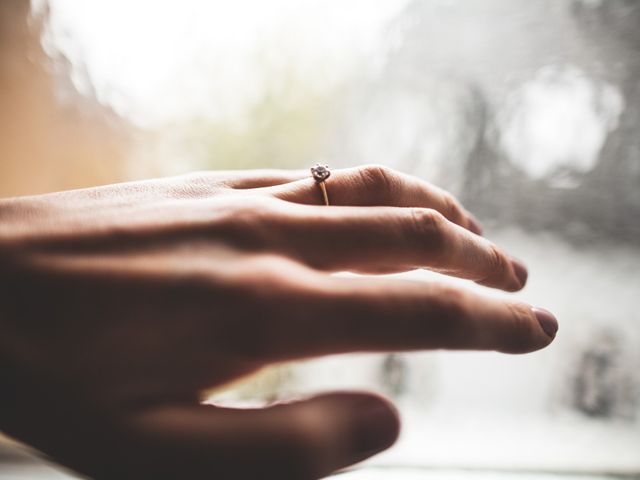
[0,165,557,479]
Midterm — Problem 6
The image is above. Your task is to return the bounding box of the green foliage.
[175,66,344,171]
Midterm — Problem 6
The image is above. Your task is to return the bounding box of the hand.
[0,165,557,479]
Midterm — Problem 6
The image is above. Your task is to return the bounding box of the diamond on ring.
[310,163,330,206]
[311,164,331,183]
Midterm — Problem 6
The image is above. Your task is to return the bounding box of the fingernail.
[467,214,484,235]
[510,256,528,288]
[350,397,400,458]
[533,307,558,338]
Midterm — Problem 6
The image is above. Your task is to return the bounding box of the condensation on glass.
[227,1,640,475]
[330,1,640,475]
[0,0,638,478]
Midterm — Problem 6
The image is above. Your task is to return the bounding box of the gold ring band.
[318,181,329,206]
[310,164,331,206]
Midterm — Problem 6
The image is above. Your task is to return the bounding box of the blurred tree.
[160,62,343,172]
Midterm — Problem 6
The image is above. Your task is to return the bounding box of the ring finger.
[263,165,483,235]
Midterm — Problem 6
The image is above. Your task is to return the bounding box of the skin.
[0,165,557,479]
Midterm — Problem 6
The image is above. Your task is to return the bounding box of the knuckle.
[357,164,397,202]
[409,207,445,233]
[422,285,472,345]
[499,303,539,353]
[484,243,511,281]
[216,197,285,248]
[216,255,311,361]
[408,208,448,256]
[432,286,468,321]
[441,192,466,224]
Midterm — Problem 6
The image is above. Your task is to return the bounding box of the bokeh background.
[1,0,639,478]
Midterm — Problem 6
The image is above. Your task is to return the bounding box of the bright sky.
[39,0,409,126]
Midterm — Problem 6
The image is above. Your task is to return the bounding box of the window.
[1,1,638,478]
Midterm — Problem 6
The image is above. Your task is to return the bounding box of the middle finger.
[259,203,525,291]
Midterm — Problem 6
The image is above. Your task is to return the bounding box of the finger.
[215,169,309,189]
[123,393,399,480]
[247,274,558,362]
[261,204,524,290]
[265,164,483,235]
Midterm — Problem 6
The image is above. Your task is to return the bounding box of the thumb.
[122,392,400,480]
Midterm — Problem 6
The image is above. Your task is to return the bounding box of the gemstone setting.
[310,163,331,182]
